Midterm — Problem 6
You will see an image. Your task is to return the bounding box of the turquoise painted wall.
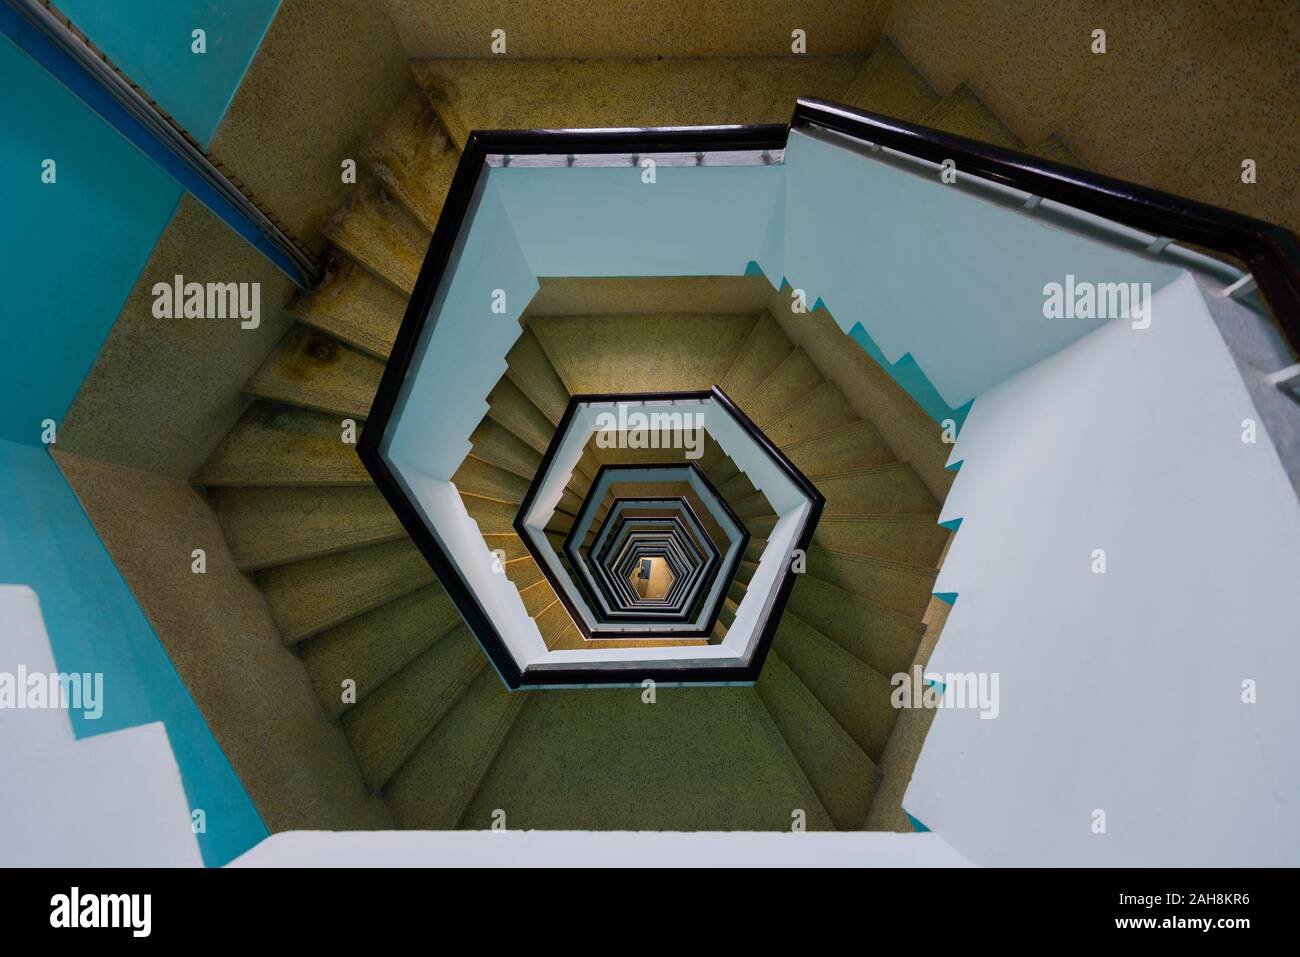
[0,36,181,445]
[56,0,280,148]
[0,3,283,865]
[0,439,265,865]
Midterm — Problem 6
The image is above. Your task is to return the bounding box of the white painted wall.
[230,829,972,867]
[0,585,201,867]
[775,128,1185,409]
[906,274,1300,866]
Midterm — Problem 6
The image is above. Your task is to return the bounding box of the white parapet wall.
[0,585,202,867]
[905,273,1300,866]
[229,829,972,868]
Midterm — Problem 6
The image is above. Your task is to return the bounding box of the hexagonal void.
[581,496,716,621]
[550,466,740,635]
[359,142,823,686]
[629,556,673,601]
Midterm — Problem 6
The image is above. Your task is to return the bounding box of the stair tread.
[451,456,531,504]
[840,38,940,122]
[384,665,526,829]
[343,624,486,792]
[812,513,948,566]
[300,583,461,717]
[762,382,859,449]
[488,377,556,455]
[412,56,866,144]
[810,462,939,516]
[718,314,794,403]
[1033,132,1089,170]
[787,574,925,678]
[742,349,824,428]
[257,538,435,644]
[194,402,369,487]
[756,649,880,829]
[468,416,543,479]
[245,324,384,419]
[505,329,572,426]
[920,83,1023,150]
[285,255,404,360]
[775,612,897,762]
[530,314,754,395]
[323,178,430,295]
[214,485,403,570]
[363,88,459,232]
[781,419,894,475]
[458,685,835,830]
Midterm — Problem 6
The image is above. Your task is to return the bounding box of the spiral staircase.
[22,3,1300,868]
[184,39,1058,830]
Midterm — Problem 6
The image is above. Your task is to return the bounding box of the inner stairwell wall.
[906,273,1300,866]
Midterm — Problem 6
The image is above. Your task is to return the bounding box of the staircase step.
[458,684,834,830]
[545,610,585,650]
[516,579,559,617]
[299,583,462,717]
[425,86,472,152]
[483,533,530,565]
[756,649,880,829]
[534,596,579,648]
[245,324,384,419]
[503,555,545,592]
[214,485,403,570]
[782,420,894,475]
[468,416,543,479]
[285,255,404,360]
[787,574,925,678]
[193,402,368,487]
[735,559,757,586]
[716,469,758,506]
[323,178,430,294]
[810,462,938,515]
[807,547,936,620]
[412,57,864,141]
[719,596,738,629]
[257,539,435,644]
[718,314,793,403]
[1034,132,1088,170]
[451,456,531,504]
[506,328,571,426]
[705,456,741,490]
[774,613,898,763]
[813,514,948,566]
[461,493,520,535]
[384,665,526,829]
[529,277,770,318]
[733,488,783,519]
[742,349,824,428]
[763,382,859,449]
[530,314,753,394]
[920,83,1023,150]
[840,38,940,122]
[363,89,459,232]
[488,377,556,455]
[342,624,486,792]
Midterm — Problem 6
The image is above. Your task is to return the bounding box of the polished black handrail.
[793,97,1300,351]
